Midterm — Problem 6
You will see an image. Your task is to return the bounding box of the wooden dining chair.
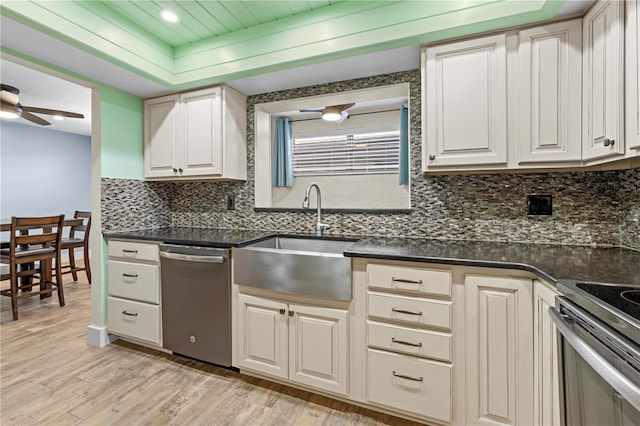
[58,211,91,283]
[0,215,65,320]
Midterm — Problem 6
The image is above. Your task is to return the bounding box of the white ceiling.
[0,0,591,137]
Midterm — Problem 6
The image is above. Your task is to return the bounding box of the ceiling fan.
[300,103,355,123]
[0,84,85,126]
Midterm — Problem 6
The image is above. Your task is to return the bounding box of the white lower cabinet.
[465,274,534,426]
[368,349,452,423]
[533,280,561,426]
[365,261,455,424]
[237,293,348,396]
[106,239,162,346]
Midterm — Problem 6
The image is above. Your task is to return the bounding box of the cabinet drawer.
[108,240,159,263]
[368,292,452,330]
[107,297,161,345]
[108,261,159,304]
[368,349,452,423]
[367,263,451,297]
[367,321,451,362]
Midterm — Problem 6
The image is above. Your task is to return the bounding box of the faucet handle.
[316,222,330,235]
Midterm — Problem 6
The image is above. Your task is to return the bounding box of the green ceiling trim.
[2,0,568,93]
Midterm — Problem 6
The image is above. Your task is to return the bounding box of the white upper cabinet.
[144,85,247,181]
[518,20,583,164]
[423,34,508,171]
[627,0,640,154]
[582,0,625,161]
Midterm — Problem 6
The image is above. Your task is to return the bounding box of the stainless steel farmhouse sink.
[233,236,356,300]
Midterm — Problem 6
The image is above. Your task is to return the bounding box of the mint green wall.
[100,86,143,179]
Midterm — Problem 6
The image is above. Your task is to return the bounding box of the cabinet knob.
[288,310,295,317]
[178,168,183,173]
[429,154,436,161]
[603,138,615,147]
[173,168,178,173]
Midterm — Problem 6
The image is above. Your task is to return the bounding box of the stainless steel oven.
[552,281,640,426]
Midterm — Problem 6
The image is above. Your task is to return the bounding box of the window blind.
[292,130,400,176]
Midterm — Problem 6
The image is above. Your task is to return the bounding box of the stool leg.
[10,265,18,320]
[84,244,91,284]
[55,256,65,307]
[69,248,78,282]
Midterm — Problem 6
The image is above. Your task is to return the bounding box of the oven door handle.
[550,307,640,412]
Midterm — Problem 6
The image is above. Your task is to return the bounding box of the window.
[292,130,400,176]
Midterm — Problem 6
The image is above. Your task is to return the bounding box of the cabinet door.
[180,87,223,177]
[518,20,582,164]
[144,94,180,179]
[288,303,348,396]
[583,0,625,161]
[423,34,507,170]
[465,275,533,426]
[627,0,640,153]
[237,294,288,379]
[533,281,561,426]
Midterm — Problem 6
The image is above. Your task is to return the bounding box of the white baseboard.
[86,325,119,348]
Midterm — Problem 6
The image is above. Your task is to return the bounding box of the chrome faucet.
[302,182,330,236]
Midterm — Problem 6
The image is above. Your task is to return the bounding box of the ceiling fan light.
[53,115,64,121]
[161,10,179,22]
[0,101,21,119]
[322,106,342,121]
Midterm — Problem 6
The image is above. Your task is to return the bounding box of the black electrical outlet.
[528,194,552,215]
[227,195,236,211]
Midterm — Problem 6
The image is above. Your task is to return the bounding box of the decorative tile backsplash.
[101,70,639,250]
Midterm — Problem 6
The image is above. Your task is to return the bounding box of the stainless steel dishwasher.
[159,244,231,367]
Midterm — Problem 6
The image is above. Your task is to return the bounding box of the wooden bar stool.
[0,215,65,320]
[58,211,91,284]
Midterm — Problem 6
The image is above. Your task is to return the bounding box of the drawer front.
[367,263,451,297]
[108,240,159,263]
[107,297,161,345]
[367,321,452,362]
[368,349,452,423]
[368,292,452,330]
[108,261,159,304]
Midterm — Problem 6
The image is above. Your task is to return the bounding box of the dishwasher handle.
[159,250,225,263]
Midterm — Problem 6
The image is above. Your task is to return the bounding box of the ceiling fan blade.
[22,106,84,119]
[299,108,323,113]
[334,103,355,111]
[336,110,349,123]
[21,111,51,126]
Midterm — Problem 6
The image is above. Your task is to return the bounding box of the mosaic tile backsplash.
[101,70,640,250]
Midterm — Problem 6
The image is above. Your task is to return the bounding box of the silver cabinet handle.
[121,249,138,253]
[159,251,225,263]
[392,277,423,285]
[550,307,640,412]
[603,138,615,146]
[122,311,138,317]
[392,337,422,347]
[392,371,423,382]
[392,307,423,316]
[122,273,138,278]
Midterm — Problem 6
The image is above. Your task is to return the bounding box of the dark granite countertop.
[104,227,275,248]
[103,227,640,286]
[345,237,640,286]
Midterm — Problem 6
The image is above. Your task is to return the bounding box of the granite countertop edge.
[103,227,640,287]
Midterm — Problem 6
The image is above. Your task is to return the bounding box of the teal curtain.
[399,105,409,185]
[272,118,294,187]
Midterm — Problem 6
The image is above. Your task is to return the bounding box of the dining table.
[1,216,84,297]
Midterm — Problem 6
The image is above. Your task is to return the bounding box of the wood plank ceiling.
[100,0,343,48]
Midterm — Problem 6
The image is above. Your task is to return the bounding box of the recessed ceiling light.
[161,10,179,23]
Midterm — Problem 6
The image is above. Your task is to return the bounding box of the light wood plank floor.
[1,273,426,425]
